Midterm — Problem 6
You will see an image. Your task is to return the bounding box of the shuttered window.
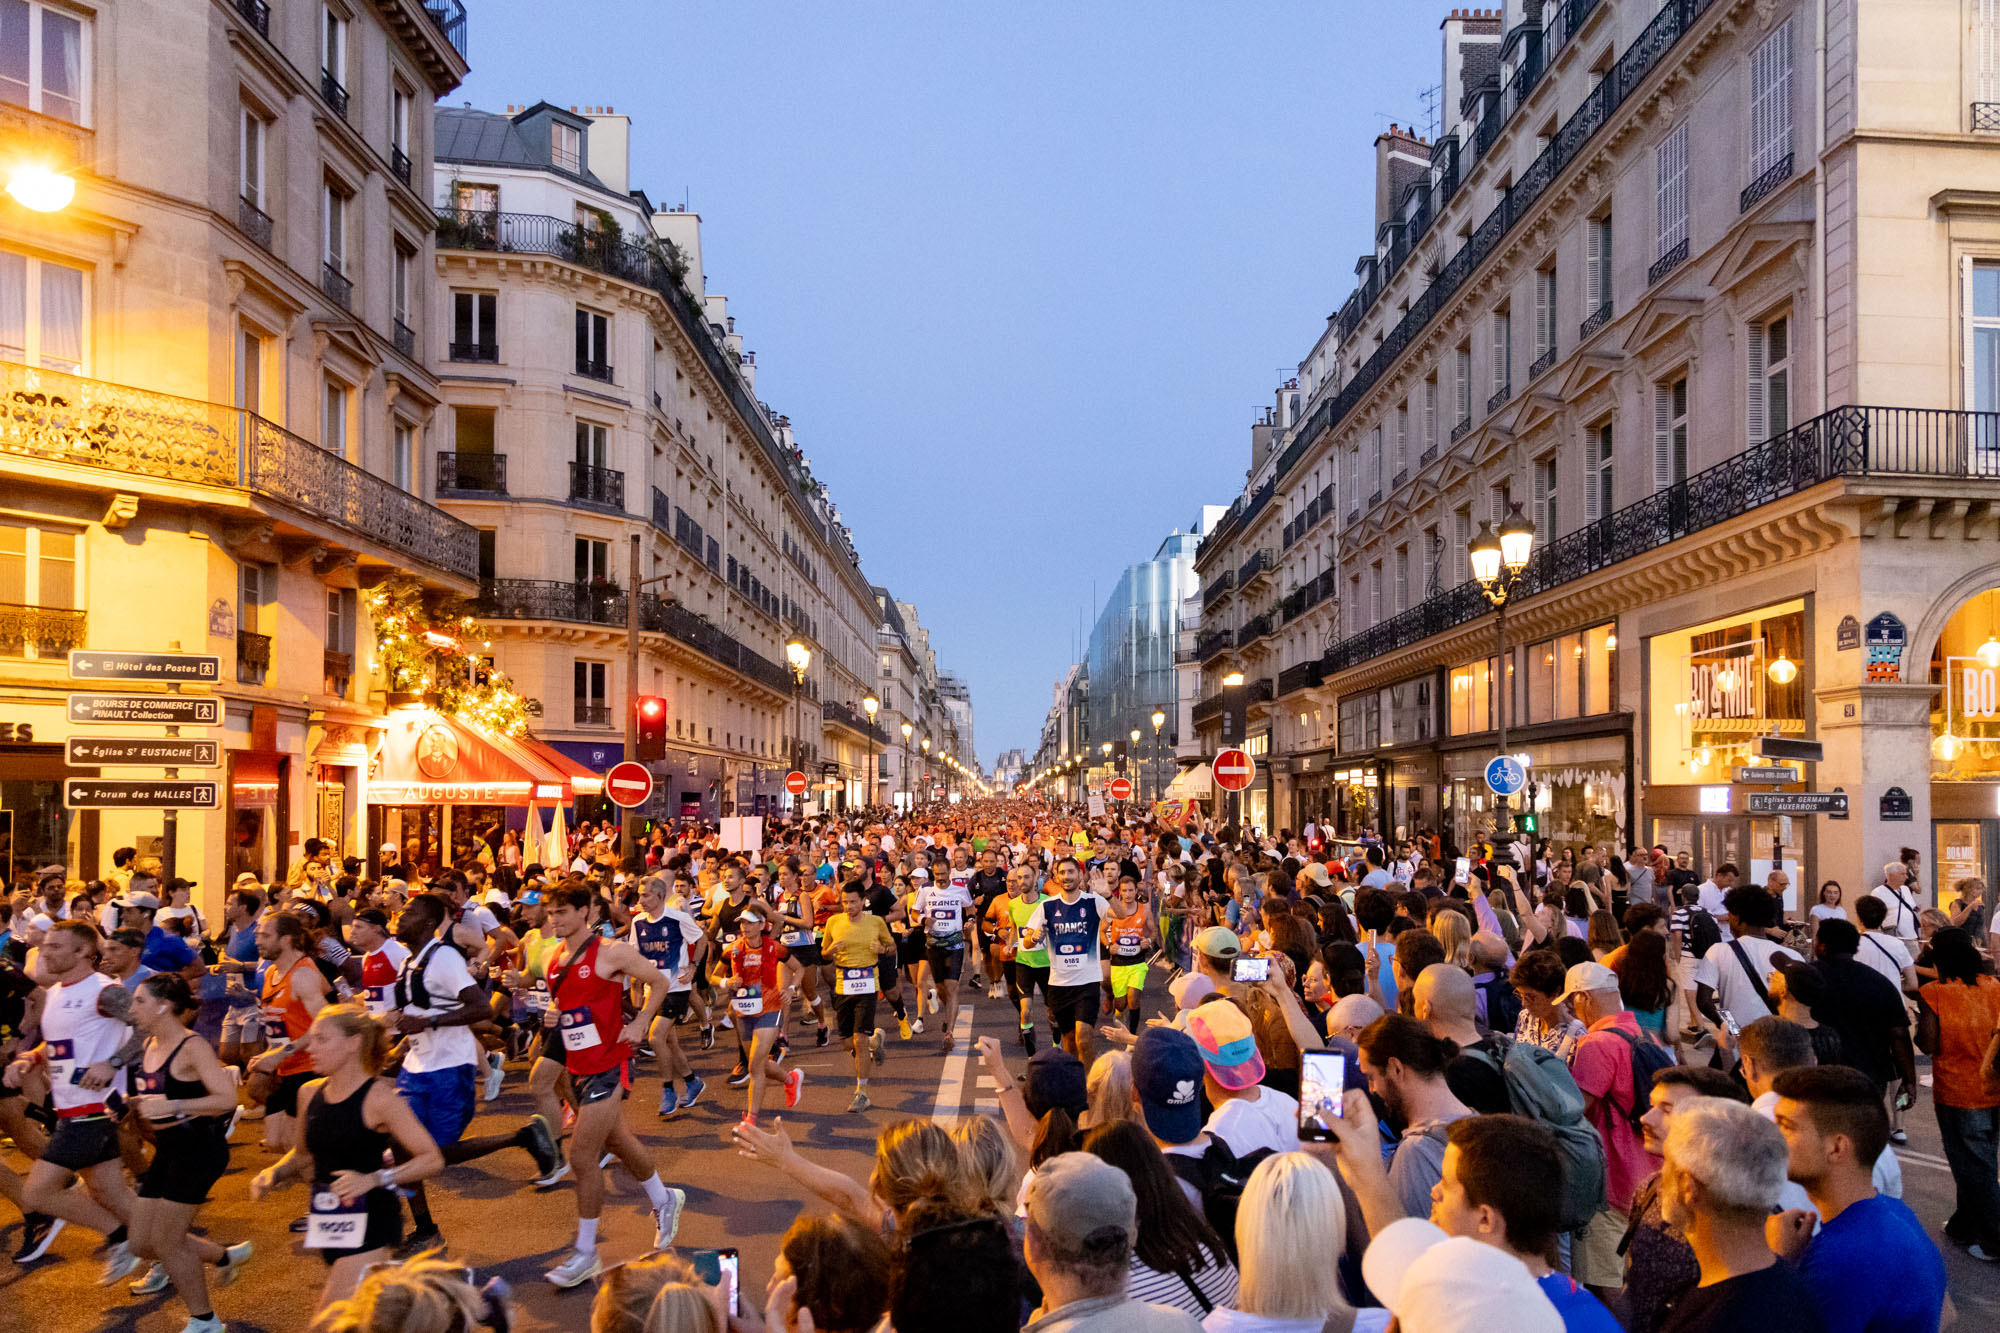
[1535,454,1558,537]
[1586,421,1614,523]
[1747,314,1792,445]
[1750,19,1794,178]
[1586,215,1613,312]
[1535,264,1557,358]
[1654,375,1689,490]
[1656,121,1689,256]
[1981,0,2000,104]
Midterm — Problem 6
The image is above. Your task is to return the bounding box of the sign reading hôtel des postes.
[67,650,220,682]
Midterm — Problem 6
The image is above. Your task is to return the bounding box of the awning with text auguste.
[368,710,572,807]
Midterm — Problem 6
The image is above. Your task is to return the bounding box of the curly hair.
[315,1253,484,1333]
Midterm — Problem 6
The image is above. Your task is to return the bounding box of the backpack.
[1681,907,1722,960]
[1166,1137,1276,1261]
[1460,1036,1607,1232]
[1606,1026,1676,1133]
[1474,974,1522,1037]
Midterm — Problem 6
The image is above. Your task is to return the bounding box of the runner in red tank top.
[536,885,684,1290]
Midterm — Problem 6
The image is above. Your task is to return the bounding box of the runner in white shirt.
[629,876,705,1118]
[912,854,978,1052]
[1020,858,1111,1067]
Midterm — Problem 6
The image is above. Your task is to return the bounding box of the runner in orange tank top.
[245,911,329,1148]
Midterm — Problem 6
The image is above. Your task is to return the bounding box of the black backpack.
[1474,974,1522,1036]
[1681,907,1723,960]
[1166,1138,1276,1261]
[1606,1026,1677,1131]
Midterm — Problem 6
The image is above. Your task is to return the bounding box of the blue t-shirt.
[630,913,686,974]
[141,926,199,973]
[1537,1273,1622,1333]
[1797,1195,1944,1333]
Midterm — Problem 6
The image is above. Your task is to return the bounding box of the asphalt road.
[4,985,1998,1332]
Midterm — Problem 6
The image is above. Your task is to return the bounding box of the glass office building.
[1086,530,1202,799]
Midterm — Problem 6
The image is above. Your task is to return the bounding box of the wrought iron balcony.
[1237,612,1275,646]
[422,0,469,59]
[324,649,353,698]
[238,197,272,251]
[652,486,673,532]
[1977,103,2000,133]
[1201,570,1234,608]
[1487,384,1512,413]
[1450,417,1472,443]
[393,320,416,358]
[0,602,84,658]
[573,701,612,726]
[236,629,271,685]
[1648,237,1690,286]
[823,698,883,742]
[449,341,498,363]
[322,263,352,309]
[1393,468,1408,489]
[1580,301,1613,340]
[1191,694,1226,728]
[1195,629,1233,662]
[1420,443,1438,465]
[479,578,622,626]
[235,0,270,37]
[1740,152,1795,214]
[1237,548,1274,588]
[0,361,478,581]
[1347,508,1361,527]
[436,452,506,495]
[575,357,614,383]
[390,146,412,187]
[1529,346,1557,380]
[569,461,625,509]
[320,70,349,119]
[1277,658,1325,696]
[642,595,794,694]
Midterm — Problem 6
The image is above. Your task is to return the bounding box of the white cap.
[1361,1219,1563,1333]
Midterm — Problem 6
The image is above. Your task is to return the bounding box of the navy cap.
[1023,1047,1088,1120]
[1131,1026,1205,1144]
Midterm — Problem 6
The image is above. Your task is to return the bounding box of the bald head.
[1413,962,1477,1028]
[1469,931,1510,973]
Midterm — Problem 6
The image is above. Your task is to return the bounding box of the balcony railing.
[573,701,611,726]
[324,649,353,698]
[449,341,498,363]
[1195,629,1233,662]
[1487,384,1512,413]
[1976,102,2000,133]
[1529,346,1557,380]
[1237,548,1272,586]
[1322,405,2000,680]
[322,263,352,309]
[823,698,883,742]
[0,361,477,580]
[575,357,614,383]
[393,320,416,358]
[0,601,83,658]
[238,197,272,250]
[1201,570,1234,608]
[436,451,506,494]
[1740,152,1795,214]
[1191,695,1226,728]
[1420,443,1438,465]
[320,70,349,119]
[236,629,271,685]
[1238,612,1275,646]
[652,486,672,532]
[1450,417,1472,444]
[568,461,625,509]
[1580,300,1614,340]
[390,146,412,187]
[1277,658,1325,696]
[422,0,469,60]
[235,0,270,37]
[1649,237,1690,286]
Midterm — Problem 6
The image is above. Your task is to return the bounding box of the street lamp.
[1150,708,1166,804]
[1218,671,1246,829]
[1469,504,1536,859]
[785,639,812,812]
[920,735,931,805]
[900,720,914,812]
[862,693,879,808]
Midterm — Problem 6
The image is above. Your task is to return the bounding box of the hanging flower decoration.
[367,576,530,737]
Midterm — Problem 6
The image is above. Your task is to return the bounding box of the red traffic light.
[639,697,664,718]
[635,695,668,760]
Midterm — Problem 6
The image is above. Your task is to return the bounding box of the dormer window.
[552,121,581,173]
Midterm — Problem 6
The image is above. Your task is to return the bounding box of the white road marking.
[927,1005,977,1126]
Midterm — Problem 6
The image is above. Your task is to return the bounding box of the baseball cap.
[113,890,161,911]
[1185,998,1265,1091]
[1169,972,1218,1011]
[1301,861,1332,887]
[1362,1218,1562,1333]
[34,864,65,882]
[165,876,196,894]
[233,872,261,886]
[1553,961,1620,1006]
[1023,1047,1088,1120]
[1130,1027,1205,1143]
[1023,1152,1136,1254]
[1192,925,1242,960]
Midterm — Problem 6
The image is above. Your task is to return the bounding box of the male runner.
[913,854,977,1051]
[245,912,328,1150]
[969,846,1010,999]
[820,884,894,1111]
[628,875,704,1117]
[350,909,408,1017]
[1020,857,1109,1067]
[997,864,1051,1053]
[1101,877,1156,1034]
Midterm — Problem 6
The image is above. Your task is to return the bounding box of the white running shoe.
[910,1017,925,1036]
[545,1248,603,1288]
[653,1186,688,1250]
[178,1317,225,1333]
[483,1050,505,1102]
[130,1262,170,1295]
[213,1241,254,1287]
[99,1240,141,1286]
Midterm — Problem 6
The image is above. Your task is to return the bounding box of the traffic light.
[1517,811,1538,834]
[635,695,667,760]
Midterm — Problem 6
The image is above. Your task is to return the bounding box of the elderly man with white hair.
[1868,862,1920,941]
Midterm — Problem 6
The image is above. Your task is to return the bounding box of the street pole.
[1493,597,1510,855]
[623,533,640,860]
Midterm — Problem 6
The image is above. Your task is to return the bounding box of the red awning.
[368,710,571,807]
[516,736,605,797]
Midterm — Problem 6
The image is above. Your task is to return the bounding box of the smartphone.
[1298,1050,1347,1141]
[1719,1008,1741,1039]
[1232,956,1270,983]
[1453,856,1472,886]
[683,1246,741,1315]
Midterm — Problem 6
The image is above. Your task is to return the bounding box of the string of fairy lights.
[367,576,531,737]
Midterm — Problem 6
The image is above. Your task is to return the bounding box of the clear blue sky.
[455,2,1439,769]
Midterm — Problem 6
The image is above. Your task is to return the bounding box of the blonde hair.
[593,1255,702,1333]
[952,1113,1021,1215]
[869,1118,975,1218]
[1431,908,1472,970]
[1235,1152,1351,1321]
[313,1002,391,1075]
[640,1283,723,1333]
[1085,1051,1139,1131]
[314,1253,482,1333]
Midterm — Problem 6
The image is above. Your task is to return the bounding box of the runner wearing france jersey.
[912,850,978,1052]
[1020,857,1110,1068]
[349,911,408,1017]
[628,875,704,1119]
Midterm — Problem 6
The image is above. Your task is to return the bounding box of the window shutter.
[1983,0,2000,104]
[1536,270,1555,354]
[1654,384,1674,490]
[1532,457,1550,531]
[1586,219,1604,308]
[1585,435,1603,524]
[1746,321,1767,445]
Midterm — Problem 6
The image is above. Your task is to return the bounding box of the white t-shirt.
[458,903,502,938]
[1809,903,1846,922]
[1025,891,1111,987]
[914,878,976,941]
[1854,932,1912,992]
[42,971,129,1112]
[1694,936,1800,1022]
[396,940,484,1073]
[1869,884,1921,939]
[1204,1086,1301,1157]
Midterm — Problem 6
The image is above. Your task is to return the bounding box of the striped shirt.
[1128,1249,1240,1318]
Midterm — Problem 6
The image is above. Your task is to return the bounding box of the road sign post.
[65,738,220,767]
[1108,777,1133,802]
[604,761,655,810]
[64,780,219,810]
[67,650,219,682]
[67,695,219,726]
[1745,792,1850,817]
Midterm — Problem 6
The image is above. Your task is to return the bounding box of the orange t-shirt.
[1920,975,2000,1109]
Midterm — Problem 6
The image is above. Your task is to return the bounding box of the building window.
[1534,454,1558,537]
[452,181,498,214]
[1395,404,1409,476]
[575,306,610,379]
[1491,307,1511,396]
[1423,375,1438,452]
[238,561,270,683]
[0,0,86,125]
[1587,214,1613,313]
[1393,545,1409,614]
[1972,261,2000,419]
[1587,420,1614,522]
[1368,562,1382,625]
[1656,121,1689,259]
[390,84,411,154]
[322,376,349,456]
[575,537,609,584]
[322,181,348,275]
[392,242,413,327]
[1448,657,1497,734]
[1654,374,1689,489]
[552,121,582,174]
[0,519,75,657]
[573,660,608,725]
[1454,343,1472,423]
[1526,624,1615,724]
[452,291,497,361]
[239,104,267,210]
[238,326,266,413]
[575,419,607,470]
[1453,506,1472,586]
[1748,312,1791,444]
[0,249,84,373]
[392,421,412,491]
[1534,263,1557,359]
[1750,18,1794,179]
[320,5,347,87]
[326,587,355,654]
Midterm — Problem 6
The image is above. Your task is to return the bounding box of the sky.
[454,2,1441,769]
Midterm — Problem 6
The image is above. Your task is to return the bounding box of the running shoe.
[526,1115,566,1186]
[212,1241,254,1287]
[910,1017,925,1036]
[727,1064,751,1088]
[699,1026,716,1051]
[224,1101,245,1140]
[659,1083,679,1118]
[178,1317,225,1333]
[12,1213,63,1263]
[897,1016,912,1041]
[848,1089,871,1113]
[1022,1025,1037,1057]
[783,1068,805,1109]
[678,1075,706,1111]
[545,1248,603,1289]
[1968,1243,1999,1263]
[870,1029,885,1064]
[99,1240,140,1286]
[130,1262,171,1296]
[815,1025,830,1048]
[483,1051,506,1102]
[927,988,940,1012]
[1890,1128,1909,1144]
[652,1187,688,1250]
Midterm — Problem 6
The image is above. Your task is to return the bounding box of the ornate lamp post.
[900,720,914,812]
[1468,505,1536,857]
[785,639,811,812]
[862,693,879,808]
[1150,709,1166,803]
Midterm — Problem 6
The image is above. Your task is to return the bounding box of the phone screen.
[1453,857,1472,885]
[683,1247,741,1315]
[1298,1050,1347,1141]
[1232,956,1269,983]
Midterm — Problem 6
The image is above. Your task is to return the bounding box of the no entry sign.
[1213,748,1255,792]
[1108,777,1133,801]
[604,761,654,809]
[785,770,809,795]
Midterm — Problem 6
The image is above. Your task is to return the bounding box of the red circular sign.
[1212,748,1255,792]
[604,761,654,809]
[1108,777,1133,801]
[785,770,809,795]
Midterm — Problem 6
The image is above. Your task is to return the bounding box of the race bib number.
[262,1009,288,1042]
[731,985,764,1017]
[558,1007,602,1053]
[46,1037,75,1085]
[307,1190,367,1250]
[929,905,962,932]
[525,981,550,1014]
[781,928,813,947]
[837,967,877,997]
[363,985,390,1013]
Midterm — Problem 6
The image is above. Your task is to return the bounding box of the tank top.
[305,1076,388,1181]
[260,955,316,1076]
[42,971,129,1115]
[549,936,628,1075]
[359,944,406,1015]
[135,1033,223,1131]
[1105,911,1149,961]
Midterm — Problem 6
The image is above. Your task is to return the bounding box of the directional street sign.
[1755,736,1824,763]
[67,694,219,726]
[64,779,219,810]
[1485,755,1528,797]
[1213,748,1255,792]
[1733,765,1799,784]
[1746,792,1850,816]
[65,737,220,767]
[67,650,219,682]
[604,761,655,809]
